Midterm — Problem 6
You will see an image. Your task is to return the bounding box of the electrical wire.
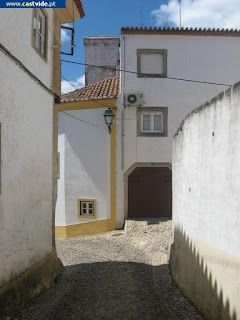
[0,42,59,101]
[60,111,99,127]
[61,59,232,87]
[61,75,146,122]
[61,75,112,127]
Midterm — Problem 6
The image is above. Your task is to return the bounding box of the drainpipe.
[121,35,126,171]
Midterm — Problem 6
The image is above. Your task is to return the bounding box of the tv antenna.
[139,0,143,27]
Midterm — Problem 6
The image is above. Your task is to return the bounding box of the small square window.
[137,49,167,78]
[32,9,47,59]
[141,113,163,133]
[137,107,168,137]
[78,199,96,218]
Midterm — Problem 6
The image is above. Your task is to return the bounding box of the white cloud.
[61,75,85,94]
[61,23,71,43]
[152,0,240,29]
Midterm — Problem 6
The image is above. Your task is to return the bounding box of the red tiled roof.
[121,27,240,37]
[61,76,120,103]
[73,0,85,18]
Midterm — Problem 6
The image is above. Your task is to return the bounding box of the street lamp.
[103,109,115,134]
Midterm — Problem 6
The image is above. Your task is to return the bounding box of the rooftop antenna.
[139,0,143,27]
[179,0,182,28]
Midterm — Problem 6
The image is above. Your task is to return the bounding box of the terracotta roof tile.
[61,76,120,103]
[73,0,85,18]
[121,27,240,37]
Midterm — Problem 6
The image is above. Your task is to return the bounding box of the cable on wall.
[60,111,99,127]
[61,59,232,87]
[0,42,60,103]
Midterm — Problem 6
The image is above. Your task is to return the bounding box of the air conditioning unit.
[125,93,144,106]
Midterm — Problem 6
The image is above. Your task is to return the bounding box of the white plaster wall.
[173,84,240,258]
[56,109,111,226]
[171,83,240,320]
[0,8,54,88]
[55,133,66,226]
[0,53,53,287]
[116,34,240,227]
[122,34,240,170]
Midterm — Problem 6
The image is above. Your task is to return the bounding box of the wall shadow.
[170,227,238,320]
[12,229,239,319]
[15,260,203,320]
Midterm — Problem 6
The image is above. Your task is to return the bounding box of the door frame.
[123,162,172,219]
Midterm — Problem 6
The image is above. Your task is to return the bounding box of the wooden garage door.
[128,167,172,218]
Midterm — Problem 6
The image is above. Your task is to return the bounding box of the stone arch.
[123,162,172,219]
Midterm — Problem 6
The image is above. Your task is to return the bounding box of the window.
[32,9,47,58]
[137,107,168,137]
[141,113,163,133]
[78,199,96,218]
[137,49,167,78]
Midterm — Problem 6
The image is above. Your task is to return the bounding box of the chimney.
[84,36,120,86]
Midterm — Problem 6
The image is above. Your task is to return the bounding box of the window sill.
[138,132,168,137]
[137,73,167,78]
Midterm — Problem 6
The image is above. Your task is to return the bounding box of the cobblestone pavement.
[14,219,204,320]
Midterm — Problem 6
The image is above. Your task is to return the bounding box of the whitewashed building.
[0,2,84,316]
[116,27,240,228]
[56,27,240,237]
[55,36,120,238]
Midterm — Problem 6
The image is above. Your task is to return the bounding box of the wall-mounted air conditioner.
[125,93,144,106]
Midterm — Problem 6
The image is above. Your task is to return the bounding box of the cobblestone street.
[15,220,204,320]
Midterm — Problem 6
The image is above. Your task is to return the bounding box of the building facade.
[55,77,119,238]
[56,27,240,237]
[0,2,84,316]
[55,36,120,238]
[116,27,240,228]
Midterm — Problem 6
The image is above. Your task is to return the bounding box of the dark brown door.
[128,167,172,218]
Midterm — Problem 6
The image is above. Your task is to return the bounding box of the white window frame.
[78,199,97,219]
[33,9,47,58]
[141,112,164,133]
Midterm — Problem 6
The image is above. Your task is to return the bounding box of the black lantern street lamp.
[103,109,115,134]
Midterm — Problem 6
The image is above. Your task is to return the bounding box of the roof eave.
[74,0,85,18]
[121,27,240,37]
[58,98,117,111]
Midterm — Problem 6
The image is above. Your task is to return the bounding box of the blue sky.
[61,0,169,92]
[61,0,240,93]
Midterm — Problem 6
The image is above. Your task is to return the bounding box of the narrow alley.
[14,220,203,320]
